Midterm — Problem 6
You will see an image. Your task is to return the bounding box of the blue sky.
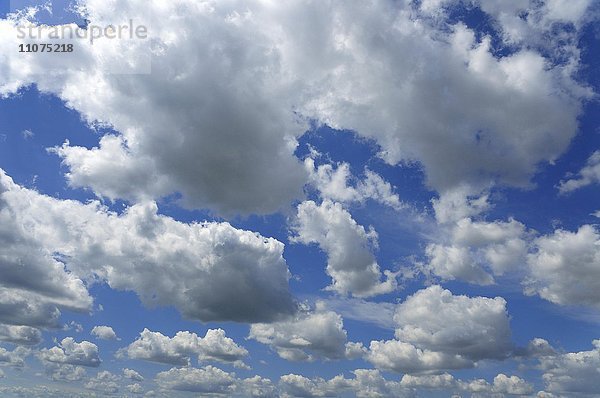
[0,1,599,397]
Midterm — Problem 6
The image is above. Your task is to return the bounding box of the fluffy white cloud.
[431,187,491,225]
[559,151,600,193]
[0,171,93,329]
[401,373,456,389]
[292,200,397,297]
[123,368,144,382]
[124,328,248,367]
[241,376,277,398]
[491,374,534,396]
[280,369,412,398]
[249,304,364,362]
[0,324,42,346]
[84,371,120,394]
[42,363,87,382]
[367,340,472,374]
[155,366,237,395]
[393,286,513,360]
[126,383,144,395]
[90,325,118,340]
[0,168,296,323]
[539,339,600,395]
[39,337,101,367]
[404,372,533,396]
[526,225,600,307]
[367,286,513,373]
[425,217,529,285]
[304,158,403,210]
[0,346,29,368]
[1,0,590,217]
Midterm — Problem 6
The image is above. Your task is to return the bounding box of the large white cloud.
[0,324,42,346]
[0,168,296,323]
[155,366,238,395]
[39,337,101,368]
[0,0,591,217]
[124,328,248,368]
[538,339,600,395]
[0,171,93,330]
[526,225,600,307]
[367,286,513,373]
[249,303,364,362]
[279,370,411,398]
[292,200,397,297]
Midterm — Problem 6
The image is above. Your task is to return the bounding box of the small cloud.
[22,129,34,139]
[64,321,83,333]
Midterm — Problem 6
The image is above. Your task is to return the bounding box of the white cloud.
[155,366,237,395]
[491,374,534,396]
[124,328,248,367]
[431,187,491,225]
[401,373,456,389]
[126,383,144,395]
[279,370,410,398]
[366,286,513,373]
[0,0,590,217]
[292,200,397,297]
[304,158,403,210]
[39,337,101,367]
[249,304,364,362]
[558,151,600,193]
[0,171,93,329]
[367,340,472,374]
[0,324,42,346]
[84,371,120,394]
[526,225,600,307]
[123,368,144,382]
[90,325,118,340]
[43,363,87,382]
[0,346,30,368]
[424,217,529,285]
[0,168,296,323]
[539,339,600,395]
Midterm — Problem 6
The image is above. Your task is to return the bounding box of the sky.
[0,0,599,397]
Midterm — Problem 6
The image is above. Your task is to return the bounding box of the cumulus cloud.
[155,366,237,395]
[0,168,296,323]
[304,158,403,210]
[279,369,427,397]
[0,324,42,346]
[249,303,364,362]
[0,171,93,329]
[366,286,513,373]
[292,200,397,297]
[124,328,248,367]
[123,368,144,382]
[90,326,118,340]
[39,337,101,367]
[525,225,600,307]
[539,339,600,395]
[424,217,529,285]
[0,346,30,368]
[84,371,120,394]
[0,0,590,218]
[155,366,278,397]
[42,363,87,382]
[559,151,600,193]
